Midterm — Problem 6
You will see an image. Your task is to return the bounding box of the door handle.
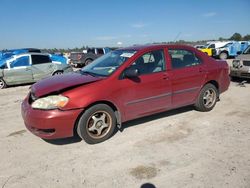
[163,74,169,80]
[199,68,206,73]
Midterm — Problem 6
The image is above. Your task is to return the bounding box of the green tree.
[230,33,242,41]
[243,34,250,41]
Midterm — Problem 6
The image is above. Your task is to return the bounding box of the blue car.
[0,48,41,60]
[0,48,68,65]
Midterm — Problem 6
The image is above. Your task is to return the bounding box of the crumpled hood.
[32,72,104,97]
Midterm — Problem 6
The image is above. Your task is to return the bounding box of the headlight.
[232,60,240,68]
[31,95,69,110]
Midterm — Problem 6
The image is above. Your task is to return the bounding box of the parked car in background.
[199,41,232,57]
[0,48,68,65]
[21,44,230,144]
[215,41,250,60]
[230,45,250,79]
[0,53,73,89]
[69,47,111,67]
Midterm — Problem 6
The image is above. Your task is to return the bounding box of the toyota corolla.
[21,44,230,144]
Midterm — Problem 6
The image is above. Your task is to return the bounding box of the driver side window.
[131,49,166,75]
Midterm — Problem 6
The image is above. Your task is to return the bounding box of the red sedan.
[21,44,230,144]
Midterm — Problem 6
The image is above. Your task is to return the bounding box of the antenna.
[174,32,182,42]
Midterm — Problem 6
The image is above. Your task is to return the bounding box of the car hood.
[236,54,250,60]
[32,72,104,98]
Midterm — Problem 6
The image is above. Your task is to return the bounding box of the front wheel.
[77,104,117,144]
[195,84,218,112]
[219,52,228,60]
[52,71,63,76]
[0,78,6,89]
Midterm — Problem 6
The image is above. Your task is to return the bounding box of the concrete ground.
[0,60,250,188]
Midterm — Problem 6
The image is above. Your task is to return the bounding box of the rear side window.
[10,56,30,68]
[169,49,201,69]
[31,55,51,65]
[97,48,104,54]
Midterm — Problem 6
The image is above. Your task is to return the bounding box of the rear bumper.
[21,97,83,139]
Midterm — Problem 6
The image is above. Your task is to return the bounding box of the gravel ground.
[0,60,250,188]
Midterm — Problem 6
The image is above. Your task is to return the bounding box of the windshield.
[220,43,233,48]
[243,46,250,54]
[81,50,137,77]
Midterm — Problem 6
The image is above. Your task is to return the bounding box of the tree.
[243,34,250,41]
[230,33,242,41]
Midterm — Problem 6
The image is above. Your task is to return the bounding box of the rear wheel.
[85,59,93,66]
[77,104,117,144]
[0,78,6,89]
[195,84,218,112]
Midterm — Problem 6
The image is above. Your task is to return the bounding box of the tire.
[77,104,117,144]
[219,52,228,60]
[194,83,218,112]
[52,71,63,76]
[85,59,93,66]
[0,78,6,89]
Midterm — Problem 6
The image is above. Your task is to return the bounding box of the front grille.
[243,61,250,66]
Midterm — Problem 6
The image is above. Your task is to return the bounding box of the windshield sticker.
[120,52,136,58]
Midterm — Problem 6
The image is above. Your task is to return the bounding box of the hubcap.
[86,111,112,139]
[203,88,216,108]
[220,53,227,60]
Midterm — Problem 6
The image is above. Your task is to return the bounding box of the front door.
[119,49,172,121]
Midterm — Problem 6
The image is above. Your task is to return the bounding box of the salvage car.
[21,44,230,144]
[230,45,250,79]
[0,53,73,89]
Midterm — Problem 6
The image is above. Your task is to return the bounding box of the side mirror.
[124,67,139,78]
[237,51,242,55]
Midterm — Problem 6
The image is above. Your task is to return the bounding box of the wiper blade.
[80,70,98,77]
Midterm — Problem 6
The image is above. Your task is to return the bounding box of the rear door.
[168,48,207,108]
[3,55,33,85]
[31,54,54,81]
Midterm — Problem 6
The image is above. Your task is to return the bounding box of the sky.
[0,0,249,49]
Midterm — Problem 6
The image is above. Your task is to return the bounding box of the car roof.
[118,44,194,51]
[14,52,49,57]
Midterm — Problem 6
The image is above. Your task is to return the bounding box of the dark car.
[69,47,111,67]
[21,44,230,144]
